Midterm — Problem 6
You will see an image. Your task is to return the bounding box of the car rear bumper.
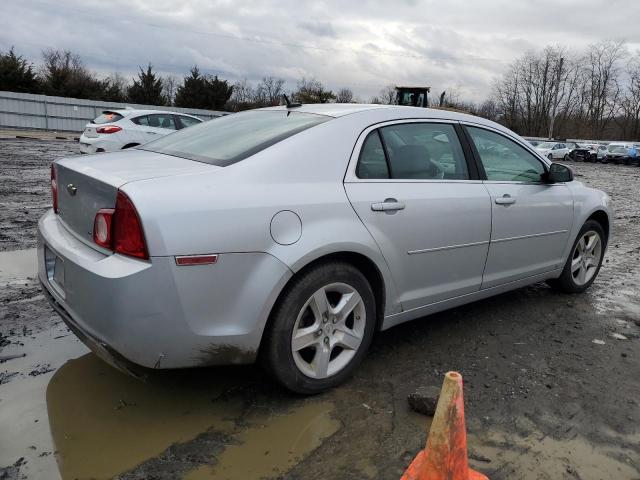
[38,209,292,369]
[79,133,123,154]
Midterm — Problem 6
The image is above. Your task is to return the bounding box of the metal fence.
[0,91,227,133]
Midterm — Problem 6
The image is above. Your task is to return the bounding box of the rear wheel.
[548,220,605,293]
[262,261,376,394]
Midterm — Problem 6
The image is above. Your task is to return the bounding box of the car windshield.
[140,110,330,166]
[92,111,124,124]
[536,142,555,149]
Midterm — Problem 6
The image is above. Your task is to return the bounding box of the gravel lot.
[0,138,639,480]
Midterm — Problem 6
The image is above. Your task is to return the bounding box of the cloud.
[2,0,640,102]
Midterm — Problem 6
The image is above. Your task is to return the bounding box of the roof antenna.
[283,94,301,108]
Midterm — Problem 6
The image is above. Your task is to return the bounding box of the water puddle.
[46,354,242,479]
[0,248,37,282]
[470,428,640,479]
[1,324,340,480]
[184,402,340,480]
[0,325,89,479]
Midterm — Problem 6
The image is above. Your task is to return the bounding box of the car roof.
[107,109,200,118]
[260,103,506,127]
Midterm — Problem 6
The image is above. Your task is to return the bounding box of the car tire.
[548,220,605,294]
[564,154,570,161]
[262,261,376,394]
[548,153,554,160]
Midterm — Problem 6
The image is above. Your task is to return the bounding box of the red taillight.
[92,191,148,260]
[113,191,148,260]
[93,208,114,249]
[51,163,58,213]
[96,125,122,134]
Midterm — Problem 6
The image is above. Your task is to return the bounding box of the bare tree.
[335,88,354,103]
[293,77,335,103]
[581,40,626,137]
[379,85,397,105]
[255,76,285,106]
[162,75,180,106]
[618,55,640,140]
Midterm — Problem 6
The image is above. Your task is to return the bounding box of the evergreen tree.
[174,66,233,110]
[0,47,40,93]
[127,64,165,105]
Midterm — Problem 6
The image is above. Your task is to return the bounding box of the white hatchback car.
[79,109,203,154]
[535,141,570,160]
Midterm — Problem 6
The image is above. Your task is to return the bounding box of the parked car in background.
[535,141,570,160]
[596,144,609,162]
[79,109,203,154]
[569,143,598,162]
[40,104,612,393]
[602,143,637,165]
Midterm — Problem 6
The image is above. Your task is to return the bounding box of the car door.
[146,113,178,138]
[344,121,491,311]
[463,125,574,289]
[129,115,156,144]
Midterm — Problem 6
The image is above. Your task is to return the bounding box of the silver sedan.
[38,104,612,393]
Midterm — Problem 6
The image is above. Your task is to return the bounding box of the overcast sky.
[2,0,640,102]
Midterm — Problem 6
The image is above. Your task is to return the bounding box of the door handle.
[371,199,405,212]
[495,194,516,205]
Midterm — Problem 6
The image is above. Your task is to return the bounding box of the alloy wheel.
[291,282,366,379]
[571,231,602,286]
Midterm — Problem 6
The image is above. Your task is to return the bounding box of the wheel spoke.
[292,327,320,351]
[309,287,330,322]
[571,256,582,273]
[585,234,598,254]
[577,237,586,254]
[577,266,587,284]
[313,345,331,377]
[335,325,362,350]
[334,291,362,322]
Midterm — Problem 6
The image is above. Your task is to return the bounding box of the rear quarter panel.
[122,114,404,316]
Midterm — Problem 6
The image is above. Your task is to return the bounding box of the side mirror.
[546,163,573,183]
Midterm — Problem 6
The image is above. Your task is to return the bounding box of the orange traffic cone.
[401,371,489,480]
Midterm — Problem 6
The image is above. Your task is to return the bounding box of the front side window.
[467,126,546,182]
[141,110,330,166]
[378,123,469,180]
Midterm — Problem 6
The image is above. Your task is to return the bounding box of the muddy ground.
[0,138,639,480]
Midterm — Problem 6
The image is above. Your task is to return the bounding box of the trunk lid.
[55,149,216,247]
[83,124,99,138]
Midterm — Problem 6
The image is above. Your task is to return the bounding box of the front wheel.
[548,153,554,160]
[548,220,605,293]
[262,261,376,394]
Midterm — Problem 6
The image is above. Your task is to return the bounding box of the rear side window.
[141,111,330,166]
[356,132,389,179]
[131,115,150,126]
[358,123,469,180]
[178,115,202,128]
[93,111,123,124]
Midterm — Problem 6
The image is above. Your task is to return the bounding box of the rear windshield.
[93,111,124,124]
[139,110,330,166]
